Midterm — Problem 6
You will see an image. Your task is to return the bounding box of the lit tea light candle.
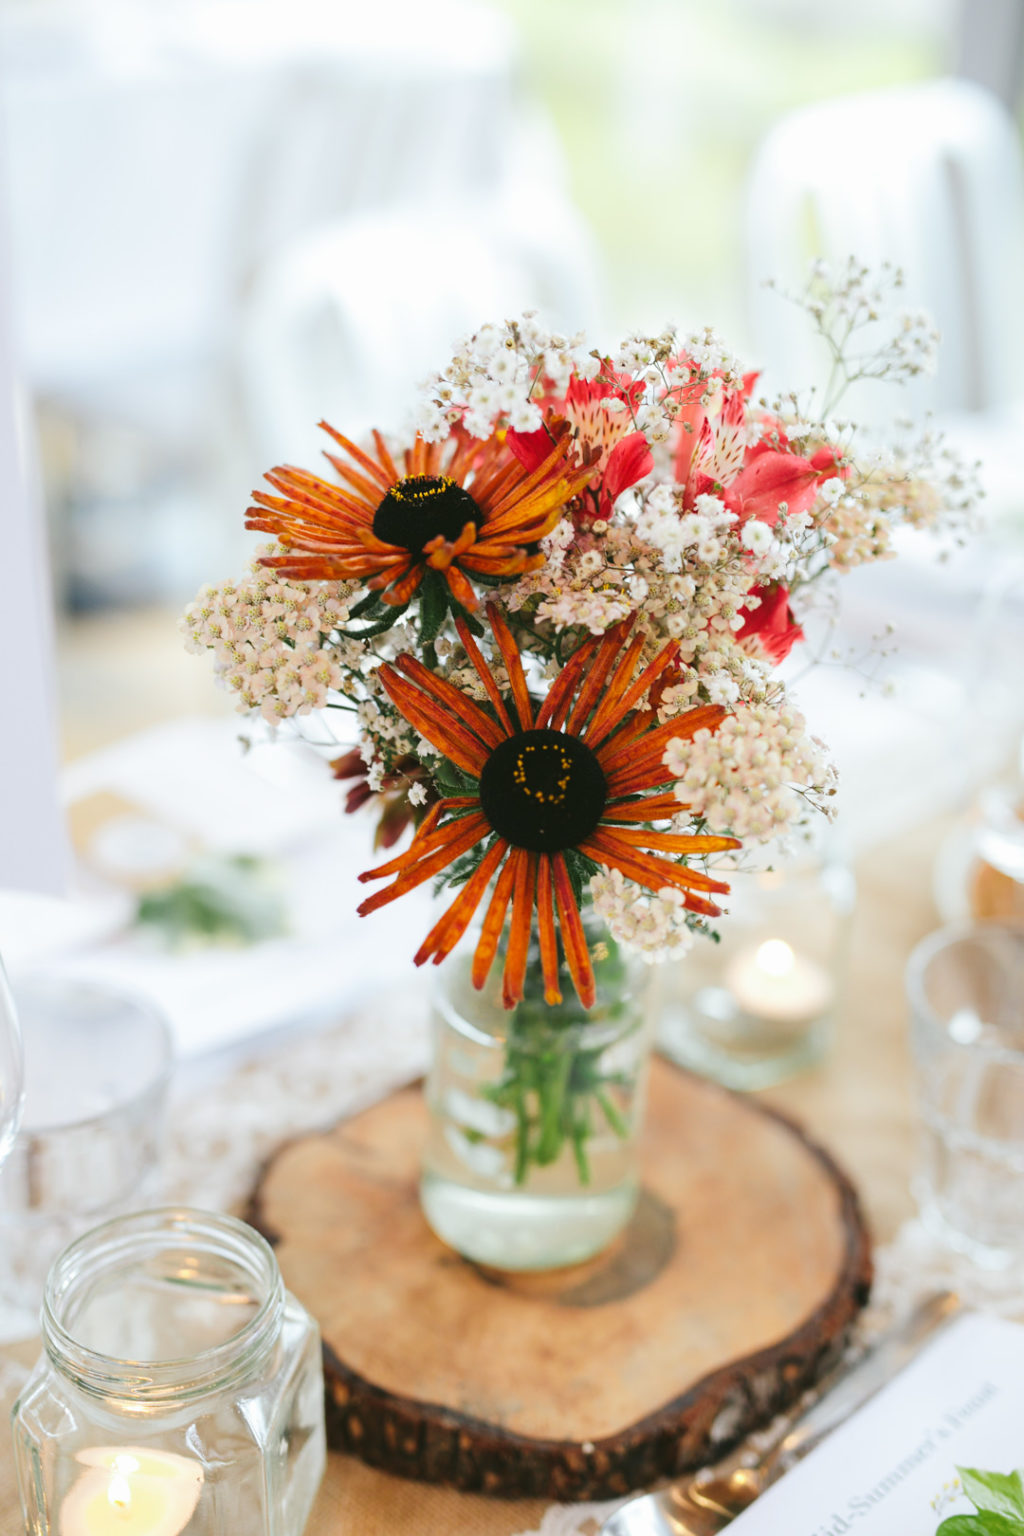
[60,1447,203,1536]
[726,938,834,1027]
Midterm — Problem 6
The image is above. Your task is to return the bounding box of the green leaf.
[338,601,409,639]
[449,598,486,636]
[938,1516,1024,1536]
[432,757,477,797]
[346,588,386,621]
[959,1469,1024,1522]
[418,570,449,646]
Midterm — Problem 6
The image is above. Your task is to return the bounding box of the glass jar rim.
[13,977,173,1136]
[906,920,1024,1059]
[42,1207,284,1403]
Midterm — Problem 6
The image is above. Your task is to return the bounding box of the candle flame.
[108,1454,139,1513]
[107,1473,132,1511]
[755,939,795,978]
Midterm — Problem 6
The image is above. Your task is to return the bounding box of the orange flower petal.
[371,429,400,484]
[534,635,601,730]
[599,707,727,784]
[424,522,477,568]
[471,854,518,990]
[454,617,515,735]
[378,669,489,775]
[601,794,687,822]
[442,563,481,612]
[578,829,726,917]
[536,853,561,1005]
[585,642,681,750]
[357,813,489,915]
[395,655,505,748]
[380,565,425,605]
[486,603,534,729]
[357,800,458,880]
[414,837,508,966]
[565,621,633,736]
[582,630,647,744]
[552,854,596,1008]
[502,850,536,1008]
[318,421,394,490]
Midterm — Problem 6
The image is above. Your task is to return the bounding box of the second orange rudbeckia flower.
[357,605,739,1009]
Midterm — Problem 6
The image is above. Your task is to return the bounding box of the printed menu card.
[728,1312,1024,1534]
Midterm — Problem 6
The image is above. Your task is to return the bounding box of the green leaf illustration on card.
[937,1518,1024,1536]
[958,1468,1024,1523]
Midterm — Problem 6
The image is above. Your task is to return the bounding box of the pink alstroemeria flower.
[725,444,841,527]
[507,366,654,523]
[735,583,805,663]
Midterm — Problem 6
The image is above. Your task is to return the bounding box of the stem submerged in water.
[481,929,641,1187]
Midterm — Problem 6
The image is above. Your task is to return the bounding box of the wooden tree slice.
[248,1058,871,1500]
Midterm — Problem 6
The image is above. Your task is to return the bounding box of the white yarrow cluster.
[181,554,354,725]
[589,870,697,961]
[665,703,836,841]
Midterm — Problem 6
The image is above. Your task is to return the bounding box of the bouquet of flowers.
[184,260,976,1194]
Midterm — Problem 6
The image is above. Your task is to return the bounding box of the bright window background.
[0,0,1020,774]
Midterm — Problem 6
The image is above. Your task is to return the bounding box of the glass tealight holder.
[657,834,855,1089]
[12,1208,326,1536]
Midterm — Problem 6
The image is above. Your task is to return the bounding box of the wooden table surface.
[0,808,949,1534]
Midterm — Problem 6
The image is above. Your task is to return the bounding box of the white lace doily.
[164,1000,1024,1536]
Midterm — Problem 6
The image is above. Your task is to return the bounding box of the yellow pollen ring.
[388,475,457,503]
[512,743,574,806]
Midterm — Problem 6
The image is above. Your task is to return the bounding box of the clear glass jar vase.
[420,916,653,1272]
[12,1208,326,1536]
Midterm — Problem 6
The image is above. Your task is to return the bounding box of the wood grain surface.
[250,1058,871,1499]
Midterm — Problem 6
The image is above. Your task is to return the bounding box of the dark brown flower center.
[478,729,607,853]
[372,474,480,554]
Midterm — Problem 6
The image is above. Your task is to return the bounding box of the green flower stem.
[595,1085,629,1139]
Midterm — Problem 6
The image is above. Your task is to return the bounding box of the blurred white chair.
[744,78,1024,847]
[744,78,1024,449]
[237,194,604,467]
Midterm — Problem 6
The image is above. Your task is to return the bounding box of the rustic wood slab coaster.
[248,1057,872,1500]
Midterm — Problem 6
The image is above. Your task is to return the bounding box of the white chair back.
[744,78,1024,421]
[238,197,603,466]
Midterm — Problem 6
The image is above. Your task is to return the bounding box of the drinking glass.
[906,922,1024,1268]
[0,977,172,1336]
[0,956,24,1169]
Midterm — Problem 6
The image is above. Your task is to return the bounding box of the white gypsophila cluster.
[632,486,741,572]
[588,870,697,962]
[783,257,940,395]
[180,553,355,725]
[416,314,748,448]
[354,690,428,794]
[502,504,762,675]
[664,702,837,842]
[415,314,601,441]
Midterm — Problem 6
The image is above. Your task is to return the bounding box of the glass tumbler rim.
[41,1206,285,1403]
[906,919,1024,1056]
[11,976,173,1136]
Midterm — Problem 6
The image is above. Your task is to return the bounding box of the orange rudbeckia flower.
[245,421,593,611]
[358,606,739,1008]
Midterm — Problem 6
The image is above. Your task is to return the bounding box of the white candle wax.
[726,938,834,1027]
[60,1447,204,1536]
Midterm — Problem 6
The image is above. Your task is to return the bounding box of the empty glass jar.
[12,1208,325,1535]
